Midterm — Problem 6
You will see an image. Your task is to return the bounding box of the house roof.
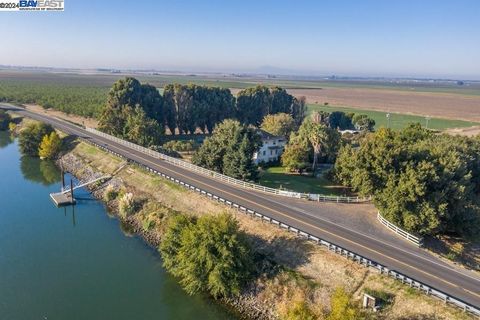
[255,129,284,140]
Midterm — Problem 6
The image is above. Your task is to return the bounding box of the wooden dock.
[50,192,76,206]
[49,174,110,207]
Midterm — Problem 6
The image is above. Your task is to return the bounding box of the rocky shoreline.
[57,151,275,320]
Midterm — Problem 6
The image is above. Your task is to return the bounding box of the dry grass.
[70,140,475,320]
[445,126,480,137]
[72,142,123,174]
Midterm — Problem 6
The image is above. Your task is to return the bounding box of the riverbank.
[55,137,473,320]
[0,130,236,320]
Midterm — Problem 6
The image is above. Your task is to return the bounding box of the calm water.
[0,132,234,320]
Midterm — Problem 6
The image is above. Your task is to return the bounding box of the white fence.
[80,137,480,317]
[85,127,370,203]
[377,212,423,247]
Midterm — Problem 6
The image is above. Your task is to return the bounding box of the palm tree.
[299,112,329,173]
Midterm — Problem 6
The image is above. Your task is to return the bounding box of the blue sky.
[1,0,479,79]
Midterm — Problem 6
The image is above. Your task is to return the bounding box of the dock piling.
[70,179,74,203]
[61,170,65,192]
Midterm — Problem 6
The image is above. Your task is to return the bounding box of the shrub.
[118,192,137,218]
[326,287,359,320]
[162,140,197,153]
[283,299,316,320]
[103,185,118,202]
[8,122,16,132]
[142,218,154,231]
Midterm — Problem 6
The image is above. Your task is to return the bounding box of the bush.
[138,202,173,233]
[118,192,137,218]
[283,299,316,320]
[159,213,254,298]
[162,140,197,153]
[103,185,118,202]
[8,122,16,132]
[326,287,359,320]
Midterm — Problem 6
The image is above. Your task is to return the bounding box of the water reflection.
[20,156,61,185]
[0,131,14,149]
[62,205,77,226]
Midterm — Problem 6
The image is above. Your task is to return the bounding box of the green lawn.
[307,104,479,130]
[258,166,346,196]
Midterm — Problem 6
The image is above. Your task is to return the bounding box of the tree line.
[98,77,306,146]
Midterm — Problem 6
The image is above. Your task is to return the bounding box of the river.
[0,132,235,319]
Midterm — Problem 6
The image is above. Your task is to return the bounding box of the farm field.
[308,104,480,130]
[2,70,479,125]
[289,88,480,122]
[3,69,480,93]
[290,87,480,123]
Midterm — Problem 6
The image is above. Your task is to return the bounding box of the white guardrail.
[80,137,480,317]
[377,212,423,247]
[85,127,370,203]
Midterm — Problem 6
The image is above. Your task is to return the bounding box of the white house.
[253,130,286,164]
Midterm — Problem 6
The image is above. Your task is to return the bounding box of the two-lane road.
[4,104,479,310]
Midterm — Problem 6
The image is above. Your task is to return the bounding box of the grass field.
[307,104,480,130]
[258,166,345,196]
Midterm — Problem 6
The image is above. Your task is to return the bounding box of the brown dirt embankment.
[23,104,99,128]
[57,140,473,320]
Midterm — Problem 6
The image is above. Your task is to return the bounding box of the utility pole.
[425,116,431,130]
[386,113,391,129]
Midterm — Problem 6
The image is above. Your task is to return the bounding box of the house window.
[263,150,266,156]
[270,150,273,156]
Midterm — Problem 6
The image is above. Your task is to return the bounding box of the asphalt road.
[4,104,480,309]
